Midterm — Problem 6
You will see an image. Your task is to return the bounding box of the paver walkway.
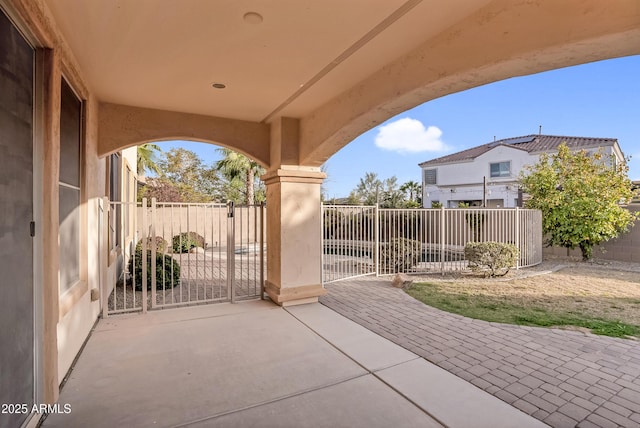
[321,277,640,428]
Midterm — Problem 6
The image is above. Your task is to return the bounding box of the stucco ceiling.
[44,0,492,123]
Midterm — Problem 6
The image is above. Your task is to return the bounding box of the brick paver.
[320,277,640,428]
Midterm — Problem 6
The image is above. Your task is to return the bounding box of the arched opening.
[135,140,266,205]
[322,55,640,205]
[102,140,268,316]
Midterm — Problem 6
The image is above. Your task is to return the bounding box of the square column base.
[265,281,327,306]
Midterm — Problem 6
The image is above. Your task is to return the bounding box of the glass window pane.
[59,185,80,292]
[59,79,81,186]
[490,162,510,177]
[59,78,82,294]
[424,169,437,184]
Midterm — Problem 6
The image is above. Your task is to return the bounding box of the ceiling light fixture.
[211,83,226,89]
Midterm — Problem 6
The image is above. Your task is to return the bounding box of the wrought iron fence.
[101,198,265,316]
[322,205,542,282]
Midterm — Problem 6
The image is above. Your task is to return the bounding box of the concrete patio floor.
[41,300,545,428]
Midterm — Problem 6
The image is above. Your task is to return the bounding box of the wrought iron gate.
[101,198,265,316]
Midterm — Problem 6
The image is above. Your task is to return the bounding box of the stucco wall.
[136,205,266,248]
[543,205,640,263]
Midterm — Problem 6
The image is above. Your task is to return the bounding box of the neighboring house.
[419,135,625,209]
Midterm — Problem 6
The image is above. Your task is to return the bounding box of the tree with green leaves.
[143,147,225,202]
[400,180,421,207]
[138,177,183,202]
[348,172,407,208]
[519,143,637,261]
[215,148,265,205]
[136,143,162,179]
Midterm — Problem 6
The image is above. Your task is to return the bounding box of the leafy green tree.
[138,178,183,202]
[215,148,265,205]
[400,180,421,207]
[348,172,407,208]
[400,180,420,201]
[136,143,162,178]
[348,172,383,205]
[153,148,225,202]
[520,143,637,260]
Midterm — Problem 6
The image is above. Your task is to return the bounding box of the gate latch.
[227,201,235,218]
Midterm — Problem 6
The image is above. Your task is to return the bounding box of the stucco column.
[262,166,327,306]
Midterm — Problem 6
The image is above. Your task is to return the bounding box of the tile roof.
[419,134,618,167]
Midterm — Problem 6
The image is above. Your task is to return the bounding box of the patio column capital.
[261,166,326,185]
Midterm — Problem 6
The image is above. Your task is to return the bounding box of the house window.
[59,78,82,294]
[423,168,437,185]
[125,165,131,236]
[109,153,121,250]
[490,161,511,178]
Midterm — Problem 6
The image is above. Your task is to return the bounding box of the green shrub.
[380,238,421,273]
[464,241,519,277]
[172,232,205,253]
[135,236,169,253]
[128,249,181,290]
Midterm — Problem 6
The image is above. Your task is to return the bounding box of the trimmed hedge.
[128,249,181,290]
[464,241,519,277]
[172,232,205,253]
[135,236,169,253]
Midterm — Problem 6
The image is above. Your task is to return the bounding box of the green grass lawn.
[406,282,640,338]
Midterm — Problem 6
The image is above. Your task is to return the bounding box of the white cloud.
[374,118,447,153]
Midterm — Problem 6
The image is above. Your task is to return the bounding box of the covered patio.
[2,1,640,425]
[41,301,544,428]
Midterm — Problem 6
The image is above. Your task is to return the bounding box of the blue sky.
[156,55,640,198]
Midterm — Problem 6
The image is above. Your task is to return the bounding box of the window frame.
[489,161,511,178]
[423,168,437,185]
[58,77,83,297]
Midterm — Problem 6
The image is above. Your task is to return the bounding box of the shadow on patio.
[41,300,545,428]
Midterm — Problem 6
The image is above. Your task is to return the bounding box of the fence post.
[227,201,235,303]
[100,197,109,318]
[440,206,445,275]
[260,202,265,299]
[320,202,325,284]
[141,198,148,313]
[515,207,520,270]
[151,198,159,308]
[375,204,380,276]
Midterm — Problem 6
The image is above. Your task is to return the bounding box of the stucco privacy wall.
[135,205,266,247]
[543,205,640,263]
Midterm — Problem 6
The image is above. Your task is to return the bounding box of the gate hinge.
[30,221,35,237]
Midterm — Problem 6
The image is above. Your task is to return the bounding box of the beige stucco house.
[1,1,640,426]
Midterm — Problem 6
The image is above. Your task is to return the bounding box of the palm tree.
[215,148,264,205]
[137,143,162,181]
[400,180,421,202]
